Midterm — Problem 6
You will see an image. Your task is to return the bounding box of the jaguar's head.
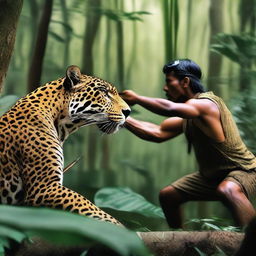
[64,65,130,134]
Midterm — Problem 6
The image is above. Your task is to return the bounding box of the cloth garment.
[172,91,256,198]
[172,169,256,200]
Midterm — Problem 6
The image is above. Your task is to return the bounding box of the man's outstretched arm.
[120,90,175,116]
[120,90,215,119]
[124,116,183,143]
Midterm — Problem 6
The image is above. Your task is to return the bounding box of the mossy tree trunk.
[207,0,223,96]
[28,0,40,60]
[0,0,23,92]
[162,0,179,61]
[115,0,125,92]
[82,0,102,172]
[60,0,71,67]
[9,231,245,256]
[27,0,53,92]
[238,0,256,91]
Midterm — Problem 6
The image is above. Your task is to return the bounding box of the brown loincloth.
[171,169,256,200]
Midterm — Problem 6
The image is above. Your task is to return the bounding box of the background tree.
[207,0,224,95]
[2,0,255,229]
[27,0,53,92]
[82,0,102,173]
[162,0,179,61]
[0,0,23,91]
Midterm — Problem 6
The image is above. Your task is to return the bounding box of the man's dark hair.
[162,59,205,93]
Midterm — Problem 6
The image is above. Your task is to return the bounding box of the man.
[120,59,256,228]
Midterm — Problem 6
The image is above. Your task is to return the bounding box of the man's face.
[163,73,186,103]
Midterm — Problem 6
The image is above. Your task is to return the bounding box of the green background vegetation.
[1,0,256,236]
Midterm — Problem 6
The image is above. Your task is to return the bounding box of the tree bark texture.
[82,0,101,75]
[239,0,256,35]
[115,0,125,91]
[82,0,102,172]
[60,0,71,66]
[27,0,53,92]
[207,0,223,95]
[139,231,243,256]
[28,0,39,60]
[0,0,23,92]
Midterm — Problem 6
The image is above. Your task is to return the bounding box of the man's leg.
[160,171,221,228]
[159,185,188,228]
[217,180,256,227]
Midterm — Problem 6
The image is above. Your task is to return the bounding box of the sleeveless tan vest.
[184,91,256,178]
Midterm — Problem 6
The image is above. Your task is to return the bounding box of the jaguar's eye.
[99,88,110,96]
[98,87,108,93]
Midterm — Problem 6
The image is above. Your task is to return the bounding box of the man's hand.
[119,90,139,106]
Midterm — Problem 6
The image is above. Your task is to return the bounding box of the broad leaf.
[0,226,26,243]
[211,33,256,68]
[95,187,164,219]
[0,205,150,256]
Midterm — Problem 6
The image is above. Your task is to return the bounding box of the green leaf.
[215,246,228,256]
[0,95,19,115]
[202,223,221,231]
[51,20,74,33]
[48,31,66,43]
[80,250,88,256]
[211,43,241,64]
[94,187,164,219]
[0,226,27,243]
[0,237,10,249]
[94,187,165,229]
[92,8,151,22]
[0,205,150,256]
[185,217,240,232]
[211,33,256,68]
[194,247,207,256]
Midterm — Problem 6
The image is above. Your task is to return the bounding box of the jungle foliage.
[0,205,150,256]
[0,0,256,254]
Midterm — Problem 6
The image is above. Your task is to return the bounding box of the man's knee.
[216,180,244,200]
[159,186,185,205]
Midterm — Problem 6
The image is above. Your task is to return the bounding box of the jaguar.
[0,65,130,225]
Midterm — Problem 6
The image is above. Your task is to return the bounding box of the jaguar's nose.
[122,109,131,118]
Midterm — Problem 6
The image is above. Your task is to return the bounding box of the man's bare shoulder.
[186,98,220,116]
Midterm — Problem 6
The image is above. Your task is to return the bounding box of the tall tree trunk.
[82,0,101,76]
[185,0,192,57]
[162,0,179,61]
[0,0,23,92]
[60,0,71,66]
[82,0,102,172]
[240,0,256,36]
[101,3,113,177]
[238,0,256,91]
[126,0,138,84]
[207,0,223,96]
[115,0,125,91]
[27,0,53,92]
[28,0,39,60]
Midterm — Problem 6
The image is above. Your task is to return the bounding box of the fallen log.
[7,231,245,256]
[138,231,244,256]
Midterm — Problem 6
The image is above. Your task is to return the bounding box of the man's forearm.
[124,117,162,142]
[136,95,174,116]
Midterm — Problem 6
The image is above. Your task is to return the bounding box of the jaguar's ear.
[63,65,81,91]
